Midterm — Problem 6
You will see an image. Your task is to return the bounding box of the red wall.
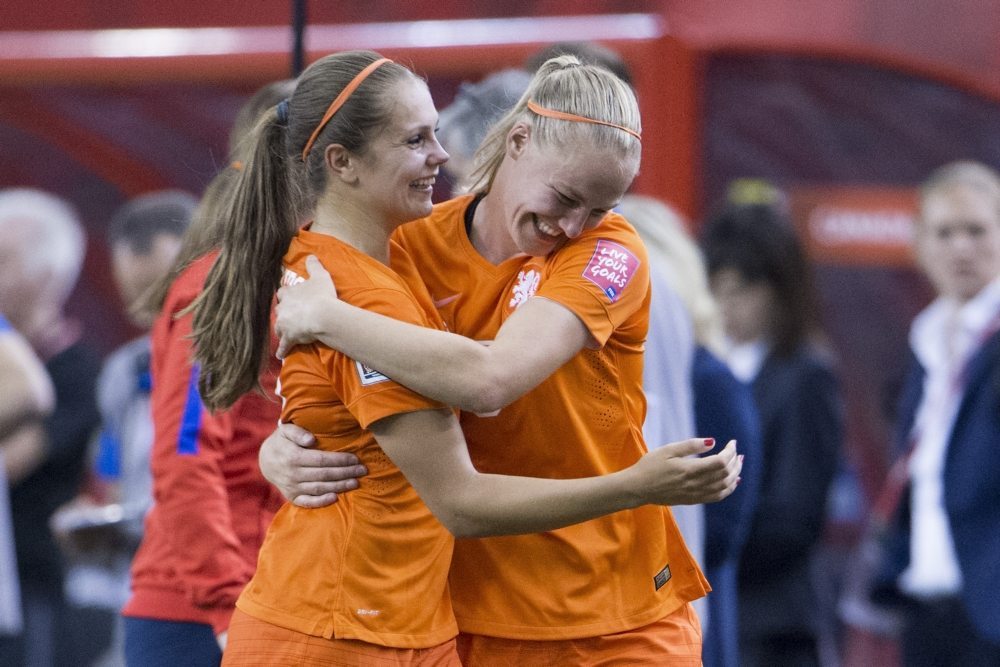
[3,0,997,95]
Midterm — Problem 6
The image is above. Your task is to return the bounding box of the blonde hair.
[617,194,725,354]
[466,55,641,194]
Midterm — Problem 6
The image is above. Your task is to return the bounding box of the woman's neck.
[310,195,394,264]
[469,192,521,265]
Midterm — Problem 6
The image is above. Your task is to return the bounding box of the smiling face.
[351,77,449,226]
[917,182,1000,303]
[486,124,638,259]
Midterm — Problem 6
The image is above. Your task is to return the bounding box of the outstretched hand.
[258,422,368,508]
[275,254,339,359]
[633,438,742,506]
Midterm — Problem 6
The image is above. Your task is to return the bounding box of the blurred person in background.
[621,193,763,667]
[437,68,531,193]
[97,189,197,529]
[50,189,196,666]
[0,188,102,667]
[616,193,704,623]
[524,40,634,86]
[119,171,282,667]
[873,160,1000,666]
[701,194,843,667]
[0,315,54,440]
[0,315,54,641]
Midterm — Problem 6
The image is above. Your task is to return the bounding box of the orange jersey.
[393,196,710,640]
[236,228,457,649]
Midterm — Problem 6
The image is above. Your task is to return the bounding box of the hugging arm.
[275,255,591,414]
[370,408,742,538]
[257,422,368,509]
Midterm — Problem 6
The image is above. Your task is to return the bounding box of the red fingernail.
[704,438,715,448]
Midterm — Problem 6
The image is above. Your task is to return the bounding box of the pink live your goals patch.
[582,239,640,302]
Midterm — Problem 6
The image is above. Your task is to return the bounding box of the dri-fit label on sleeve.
[582,240,640,302]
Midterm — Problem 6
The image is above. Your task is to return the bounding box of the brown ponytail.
[190,109,296,410]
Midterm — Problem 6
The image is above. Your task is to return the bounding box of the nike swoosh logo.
[433,294,460,308]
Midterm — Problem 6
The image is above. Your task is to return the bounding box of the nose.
[558,209,590,238]
[428,135,449,166]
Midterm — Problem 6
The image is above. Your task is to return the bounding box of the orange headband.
[526,100,641,142]
[301,58,393,161]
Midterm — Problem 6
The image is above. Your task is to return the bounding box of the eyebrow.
[552,184,617,211]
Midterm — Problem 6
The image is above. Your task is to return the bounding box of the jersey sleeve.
[322,286,447,429]
[534,214,650,346]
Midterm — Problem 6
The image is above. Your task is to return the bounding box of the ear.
[505,122,531,160]
[324,143,357,184]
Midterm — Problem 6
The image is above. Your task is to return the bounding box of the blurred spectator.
[622,194,763,667]
[97,190,197,526]
[51,190,196,665]
[524,40,634,86]
[0,188,102,666]
[0,315,54,639]
[0,314,54,440]
[701,194,843,667]
[873,161,1000,665]
[438,68,531,192]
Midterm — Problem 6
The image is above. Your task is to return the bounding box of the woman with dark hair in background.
[701,199,843,667]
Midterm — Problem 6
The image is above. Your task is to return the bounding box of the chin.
[402,205,432,224]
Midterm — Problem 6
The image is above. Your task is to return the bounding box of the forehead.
[533,140,636,202]
[383,77,437,130]
[0,219,36,251]
[921,184,1000,227]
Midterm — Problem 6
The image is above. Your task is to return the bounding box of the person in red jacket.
[120,247,286,667]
